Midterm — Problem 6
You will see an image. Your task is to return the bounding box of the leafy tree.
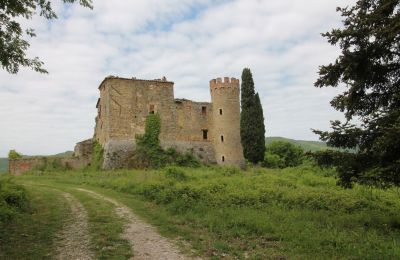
[313,0,400,188]
[0,0,92,74]
[240,68,266,163]
[8,150,22,159]
[263,141,304,168]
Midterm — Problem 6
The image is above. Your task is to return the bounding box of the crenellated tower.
[210,77,245,168]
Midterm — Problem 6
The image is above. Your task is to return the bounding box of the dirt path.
[54,192,94,260]
[76,188,195,260]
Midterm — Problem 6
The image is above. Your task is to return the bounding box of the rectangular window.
[149,104,155,114]
[221,135,224,142]
[202,106,207,115]
[202,129,208,140]
[222,156,225,162]
[219,109,223,115]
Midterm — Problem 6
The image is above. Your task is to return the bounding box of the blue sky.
[0,0,356,157]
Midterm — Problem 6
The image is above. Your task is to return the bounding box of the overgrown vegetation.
[91,141,104,170]
[0,177,29,223]
[131,114,200,169]
[19,165,400,259]
[8,150,22,160]
[263,141,304,168]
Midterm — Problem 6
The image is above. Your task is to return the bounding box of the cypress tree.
[240,68,266,163]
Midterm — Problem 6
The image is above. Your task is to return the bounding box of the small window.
[222,156,225,162]
[149,104,155,114]
[202,129,208,140]
[202,106,207,115]
[219,109,223,115]
[221,135,224,142]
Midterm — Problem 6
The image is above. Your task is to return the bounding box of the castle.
[8,75,245,174]
[94,76,245,169]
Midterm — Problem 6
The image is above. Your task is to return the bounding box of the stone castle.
[8,75,245,174]
[94,76,245,169]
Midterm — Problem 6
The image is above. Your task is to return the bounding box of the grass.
[0,184,68,259]
[14,164,400,259]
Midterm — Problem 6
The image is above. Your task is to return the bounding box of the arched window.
[222,156,225,162]
[219,109,223,115]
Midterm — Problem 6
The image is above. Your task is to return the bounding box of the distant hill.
[266,137,334,152]
[0,158,8,173]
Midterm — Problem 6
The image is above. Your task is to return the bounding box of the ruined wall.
[175,99,213,142]
[94,77,176,145]
[210,77,245,168]
[8,158,45,175]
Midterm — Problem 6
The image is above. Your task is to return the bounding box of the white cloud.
[0,0,357,156]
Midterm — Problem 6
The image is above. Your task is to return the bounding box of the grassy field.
[9,164,400,259]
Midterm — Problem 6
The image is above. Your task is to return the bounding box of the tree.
[8,149,22,159]
[0,0,92,74]
[240,68,266,163]
[263,141,304,168]
[313,0,400,188]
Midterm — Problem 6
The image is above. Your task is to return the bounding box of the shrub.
[263,141,304,168]
[8,150,22,160]
[0,177,29,223]
[91,141,104,170]
[262,152,285,168]
[164,167,188,181]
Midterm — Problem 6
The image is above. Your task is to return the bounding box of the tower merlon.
[210,77,240,90]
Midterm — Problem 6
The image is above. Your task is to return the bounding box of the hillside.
[266,136,332,152]
[0,158,8,173]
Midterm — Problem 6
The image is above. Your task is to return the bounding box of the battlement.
[210,77,240,90]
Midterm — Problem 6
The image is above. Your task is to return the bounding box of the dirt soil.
[54,192,94,260]
[76,188,196,260]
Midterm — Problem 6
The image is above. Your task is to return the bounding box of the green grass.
[20,181,133,259]
[15,165,400,259]
[0,184,68,259]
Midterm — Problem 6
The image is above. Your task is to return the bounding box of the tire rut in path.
[76,188,197,260]
[55,192,94,260]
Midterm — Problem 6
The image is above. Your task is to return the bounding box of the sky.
[0,0,356,157]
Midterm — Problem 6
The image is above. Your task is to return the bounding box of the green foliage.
[8,150,22,160]
[132,114,200,169]
[21,166,400,259]
[240,68,266,164]
[314,0,400,187]
[263,141,304,168]
[91,141,104,170]
[0,177,29,223]
[164,166,188,181]
[262,152,285,168]
[0,0,92,74]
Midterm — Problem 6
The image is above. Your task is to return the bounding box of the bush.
[8,150,22,160]
[91,141,104,170]
[0,177,29,223]
[262,152,285,168]
[263,141,304,168]
[164,167,188,181]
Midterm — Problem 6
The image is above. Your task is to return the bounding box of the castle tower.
[210,77,245,168]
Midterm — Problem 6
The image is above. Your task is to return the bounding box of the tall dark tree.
[240,68,266,163]
[0,0,92,74]
[313,0,400,188]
